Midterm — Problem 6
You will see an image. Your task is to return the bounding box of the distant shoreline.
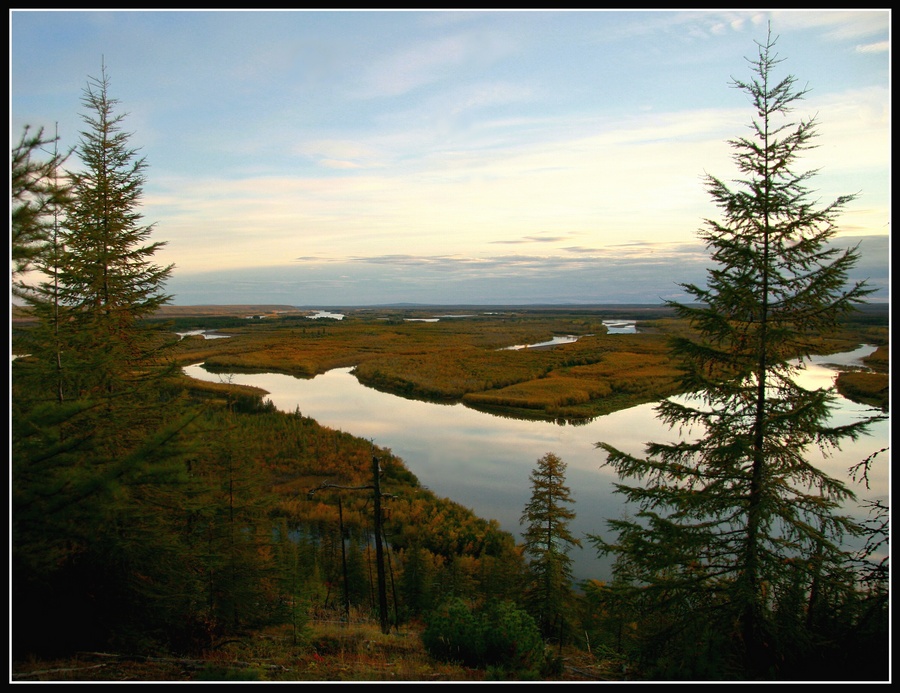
[149,302,888,317]
[11,301,887,323]
[146,304,687,322]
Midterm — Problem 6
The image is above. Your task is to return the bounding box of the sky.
[10,9,891,306]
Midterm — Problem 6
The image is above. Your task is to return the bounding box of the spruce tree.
[589,27,880,679]
[520,452,581,641]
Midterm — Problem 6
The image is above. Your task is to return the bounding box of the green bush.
[421,598,484,667]
[422,598,545,675]
[481,601,544,671]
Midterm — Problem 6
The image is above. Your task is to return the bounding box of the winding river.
[183,342,888,583]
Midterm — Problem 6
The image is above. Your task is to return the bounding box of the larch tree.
[589,27,881,679]
[11,125,72,283]
[12,124,73,402]
[520,452,581,642]
[57,61,174,402]
[11,64,201,656]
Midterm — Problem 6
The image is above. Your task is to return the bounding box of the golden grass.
[464,376,612,410]
[11,616,626,682]
[150,309,890,421]
[835,371,889,411]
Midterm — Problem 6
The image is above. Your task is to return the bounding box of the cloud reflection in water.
[184,345,887,582]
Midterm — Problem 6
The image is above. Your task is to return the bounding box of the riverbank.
[182,343,888,585]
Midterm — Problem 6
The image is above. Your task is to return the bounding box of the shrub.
[422,598,545,675]
[421,598,484,667]
[480,601,544,672]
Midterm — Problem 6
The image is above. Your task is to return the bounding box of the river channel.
[183,342,888,583]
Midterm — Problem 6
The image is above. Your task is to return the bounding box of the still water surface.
[184,343,887,582]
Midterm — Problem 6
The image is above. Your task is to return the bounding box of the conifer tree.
[57,61,174,401]
[12,124,73,401]
[520,452,581,641]
[589,27,880,679]
[11,64,195,656]
[181,409,282,638]
[11,125,72,282]
[398,543,437,618]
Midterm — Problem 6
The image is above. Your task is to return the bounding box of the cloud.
[164,232,888,307]
[295,139,388,171]
[76,12,881,286]
[150,81,888,279]
[165,252,706,306]
[753,10,888,41]
[856,41,889,53]
[353,29,516,100]
[491,234,574,245]
[611,10,887,54]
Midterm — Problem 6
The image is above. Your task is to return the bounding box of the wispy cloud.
[856,41,889,53]
[165,234,887,306]
[295,139,387,171]
[149,80,887,279]
[15,10,886,306]
[491,234,575,245]
[353,28,516,100]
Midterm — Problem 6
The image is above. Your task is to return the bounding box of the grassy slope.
[11,621,629,682]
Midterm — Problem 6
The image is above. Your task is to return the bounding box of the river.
[183,342,888,583]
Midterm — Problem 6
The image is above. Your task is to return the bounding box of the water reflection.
[602,320,637,334]
[501,335,582,350]
[183,344,887,583]
[176,330,231,340]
